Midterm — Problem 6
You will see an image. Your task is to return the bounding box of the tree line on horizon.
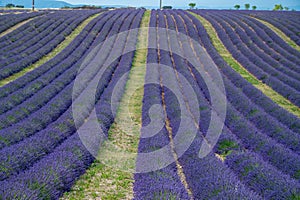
[233,3,294,11]
[2,2,297,11]
[188,2,295,11]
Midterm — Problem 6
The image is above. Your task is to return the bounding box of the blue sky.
[65,0,300,10]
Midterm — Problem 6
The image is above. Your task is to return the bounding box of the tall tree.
[252,5,257,10]
[273,4,283,11]
[234,5,240,10]
[189,3,196,9]
[245,3,250,10]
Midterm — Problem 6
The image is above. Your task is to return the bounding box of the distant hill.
[0,0,129,9]
[0,0,74,8]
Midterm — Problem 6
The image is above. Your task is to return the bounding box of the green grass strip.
[0,13,102,87]
[252,17,300,52]
[189,12,300,118]
[61,10,150,200]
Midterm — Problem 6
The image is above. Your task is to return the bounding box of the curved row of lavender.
[133,10,191,199]
[0,8,299,199]
[0,11,96,57]
[134,9,299,199]
[191,10,300,107]
[0,11,43,33]
[248,11,300,45]
[0,10,101,80]
[0,9,145,199]
[0,10,105,134]
[180,10,300,198]
[0,9,121,171]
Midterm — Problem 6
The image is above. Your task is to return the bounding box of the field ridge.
[189,12,300,118]
[0,17,37,38]
[62,10,150,200]
[0,12,102,87]
[251,17,300,52]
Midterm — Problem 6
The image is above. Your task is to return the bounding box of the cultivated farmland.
[0,8,299,200]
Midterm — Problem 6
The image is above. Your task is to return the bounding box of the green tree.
[234,4,240,10]
[284,7,289,11]
[273,4,283,11]
[5,3,15,8]
[252,5,257,10]
[163,6,172,9]
[189,3,196,9]
[245,3,250,10]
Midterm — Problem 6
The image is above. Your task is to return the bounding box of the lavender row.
[207,10,300,58]
[0,11,123,128]
[161,10,264,199]
[0,10,96,48]
[0,9,142,180]
[1,10,100,56]
[227,151,300,199]
[178,10,300,171]
[0,10,130,149]
[0,11,65,49]
[0,13,49,47]
[0,11,101,80]
[173,10,300,150]
[192,13,300,152]
[133,10,258,199]
[0,11,43,34]
[134,55,190,200]
[219,12,300,76]
[1,12,69,55]
[192,10,300,107]
[249,11,300,45]
[0,11,110,101]
[206,13,300,90]
[168,10,300,198]
[227,12,300,63]
[1,17,76,65]
[196,10,300,70]
[133,10,190,199]
[179,10,300,135]
[0,9,33,13]
[166,12,270,199]
[1,14,80,59]
[178,10,300,138]
[0,133,94,200]
[0,9,144,199]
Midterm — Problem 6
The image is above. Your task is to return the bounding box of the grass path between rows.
[61,10,150,200]
[0,12,102,87]
[251,17,300,52]
[0,17,37,38]
[190,12,300,118]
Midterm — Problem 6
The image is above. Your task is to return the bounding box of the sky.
[65,0,300,10]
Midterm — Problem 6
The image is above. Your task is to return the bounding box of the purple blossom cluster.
[249,11,300,45]
[0,10,124,149]
[0,11,43,33]
[133,11,190,199]
[0,10,101,80]
[134,10,260,199]
[1,8,299,199]
[134,9,300,199]
[184,9,300,198]
[0,9,145,199]
[191,10,300,106]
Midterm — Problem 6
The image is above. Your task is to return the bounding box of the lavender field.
[0,8,299,200]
